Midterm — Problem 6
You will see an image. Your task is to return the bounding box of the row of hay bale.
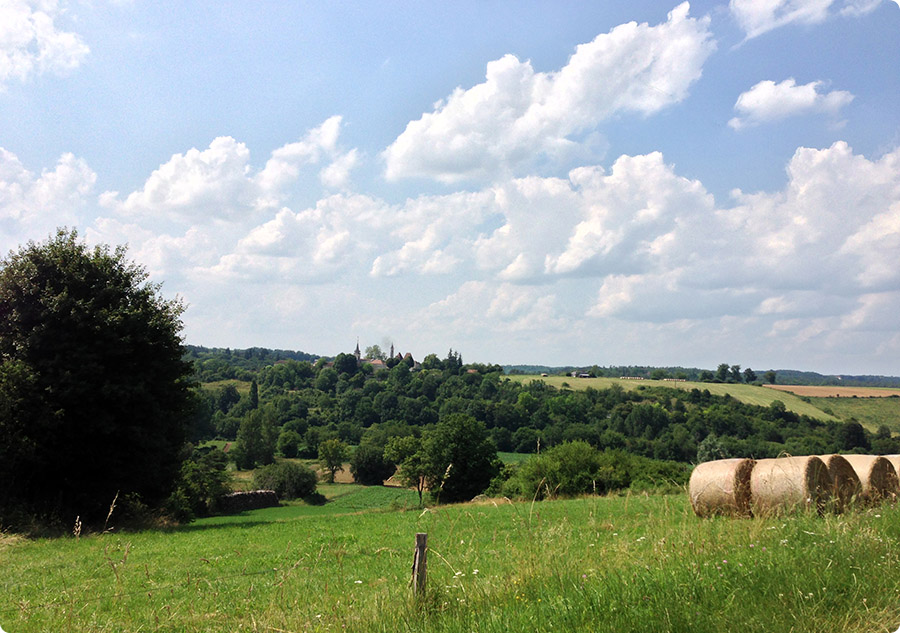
[690,454,900,518]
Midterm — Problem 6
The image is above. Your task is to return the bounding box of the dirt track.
[763,384,900,398]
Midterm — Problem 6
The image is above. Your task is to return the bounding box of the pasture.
[764,385,900,398]
[805,395,900,435]
[509,375,838,421]
[3,486,900,632]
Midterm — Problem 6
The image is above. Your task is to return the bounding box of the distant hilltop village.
[321,341,421,372]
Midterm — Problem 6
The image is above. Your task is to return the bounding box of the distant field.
[200,378,252,394]
[764,384,900,398]
[509,375,837,421]
[498,451,531,464]
[805,395,900,434]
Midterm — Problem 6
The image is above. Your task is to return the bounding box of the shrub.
[166,447,231,522]
[252,461,317,500]
[277,430,302,458]
[506,442,690,500]
[350,444,395,485]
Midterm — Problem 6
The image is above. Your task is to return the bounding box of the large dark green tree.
[0,229,194,526]
[426,413,499,503]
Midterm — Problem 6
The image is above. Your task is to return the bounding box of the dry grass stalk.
[750,456,832,517]
[840,455,899,505]
[103,491,119,533]
[816,454,863,513]
[689,458,755,518]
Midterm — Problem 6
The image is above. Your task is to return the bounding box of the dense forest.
[183,346,899,505]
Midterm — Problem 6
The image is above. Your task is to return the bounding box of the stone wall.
[219,490,280,513]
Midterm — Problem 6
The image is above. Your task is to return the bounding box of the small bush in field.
[350,444,395,485]
[253,461,317,500]
[166,447,231,522]
[276,429,302,458]
[505,441,689,500]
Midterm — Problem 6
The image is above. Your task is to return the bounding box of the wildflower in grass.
[472,569,479,575]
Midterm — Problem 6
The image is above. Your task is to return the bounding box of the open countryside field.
[804,396,900,435]
[764,384,900,398]
[200,379,253,395]
[3,488,900,633]
[510,375,838,421]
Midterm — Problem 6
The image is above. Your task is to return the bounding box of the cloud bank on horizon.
[1,0,899,375]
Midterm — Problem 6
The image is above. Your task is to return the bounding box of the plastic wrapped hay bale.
[750,456,832,517]
[816,454,862,513]
[689,458,755,518]
[841,455,899,505]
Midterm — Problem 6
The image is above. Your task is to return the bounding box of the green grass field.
[509,375,839,421]
[805,395,900,434]
[497,451,531,464]
[4,488,900,632]
[200,379,253,395]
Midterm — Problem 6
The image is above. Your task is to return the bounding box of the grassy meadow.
[510,375,842,421]
[3,485,900,633]
[805,395,900,434]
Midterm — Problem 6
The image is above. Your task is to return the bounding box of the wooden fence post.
[412,532,427,596]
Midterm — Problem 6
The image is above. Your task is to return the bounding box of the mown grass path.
[3,490,899,632]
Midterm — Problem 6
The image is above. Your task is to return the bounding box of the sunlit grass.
[3,492,899,632]
[806,395,900,434]
[509,375,837,421]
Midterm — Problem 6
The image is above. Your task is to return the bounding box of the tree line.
[2,231,896,532]
[187,349,897,507]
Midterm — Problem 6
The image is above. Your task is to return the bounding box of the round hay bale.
[816,454,862,512]
[689,458,754,518]
[750,456,832,517]
[841,455,899,505]
[882,455,900,479]
[883,455,900,503]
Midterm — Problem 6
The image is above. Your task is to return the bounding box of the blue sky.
[2,0,899,375]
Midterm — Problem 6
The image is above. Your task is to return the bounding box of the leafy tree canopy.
[0,229,194,526]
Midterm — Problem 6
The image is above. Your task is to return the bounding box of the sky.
[1,0,899,375]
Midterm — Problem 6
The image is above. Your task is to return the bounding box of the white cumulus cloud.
[0,0,89,88]
[100,136,258,223]
[0,147,95,247]
[383,3,715,183]
[257,115,356,194]
[730,0,888,40]
[728,78,854,129]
